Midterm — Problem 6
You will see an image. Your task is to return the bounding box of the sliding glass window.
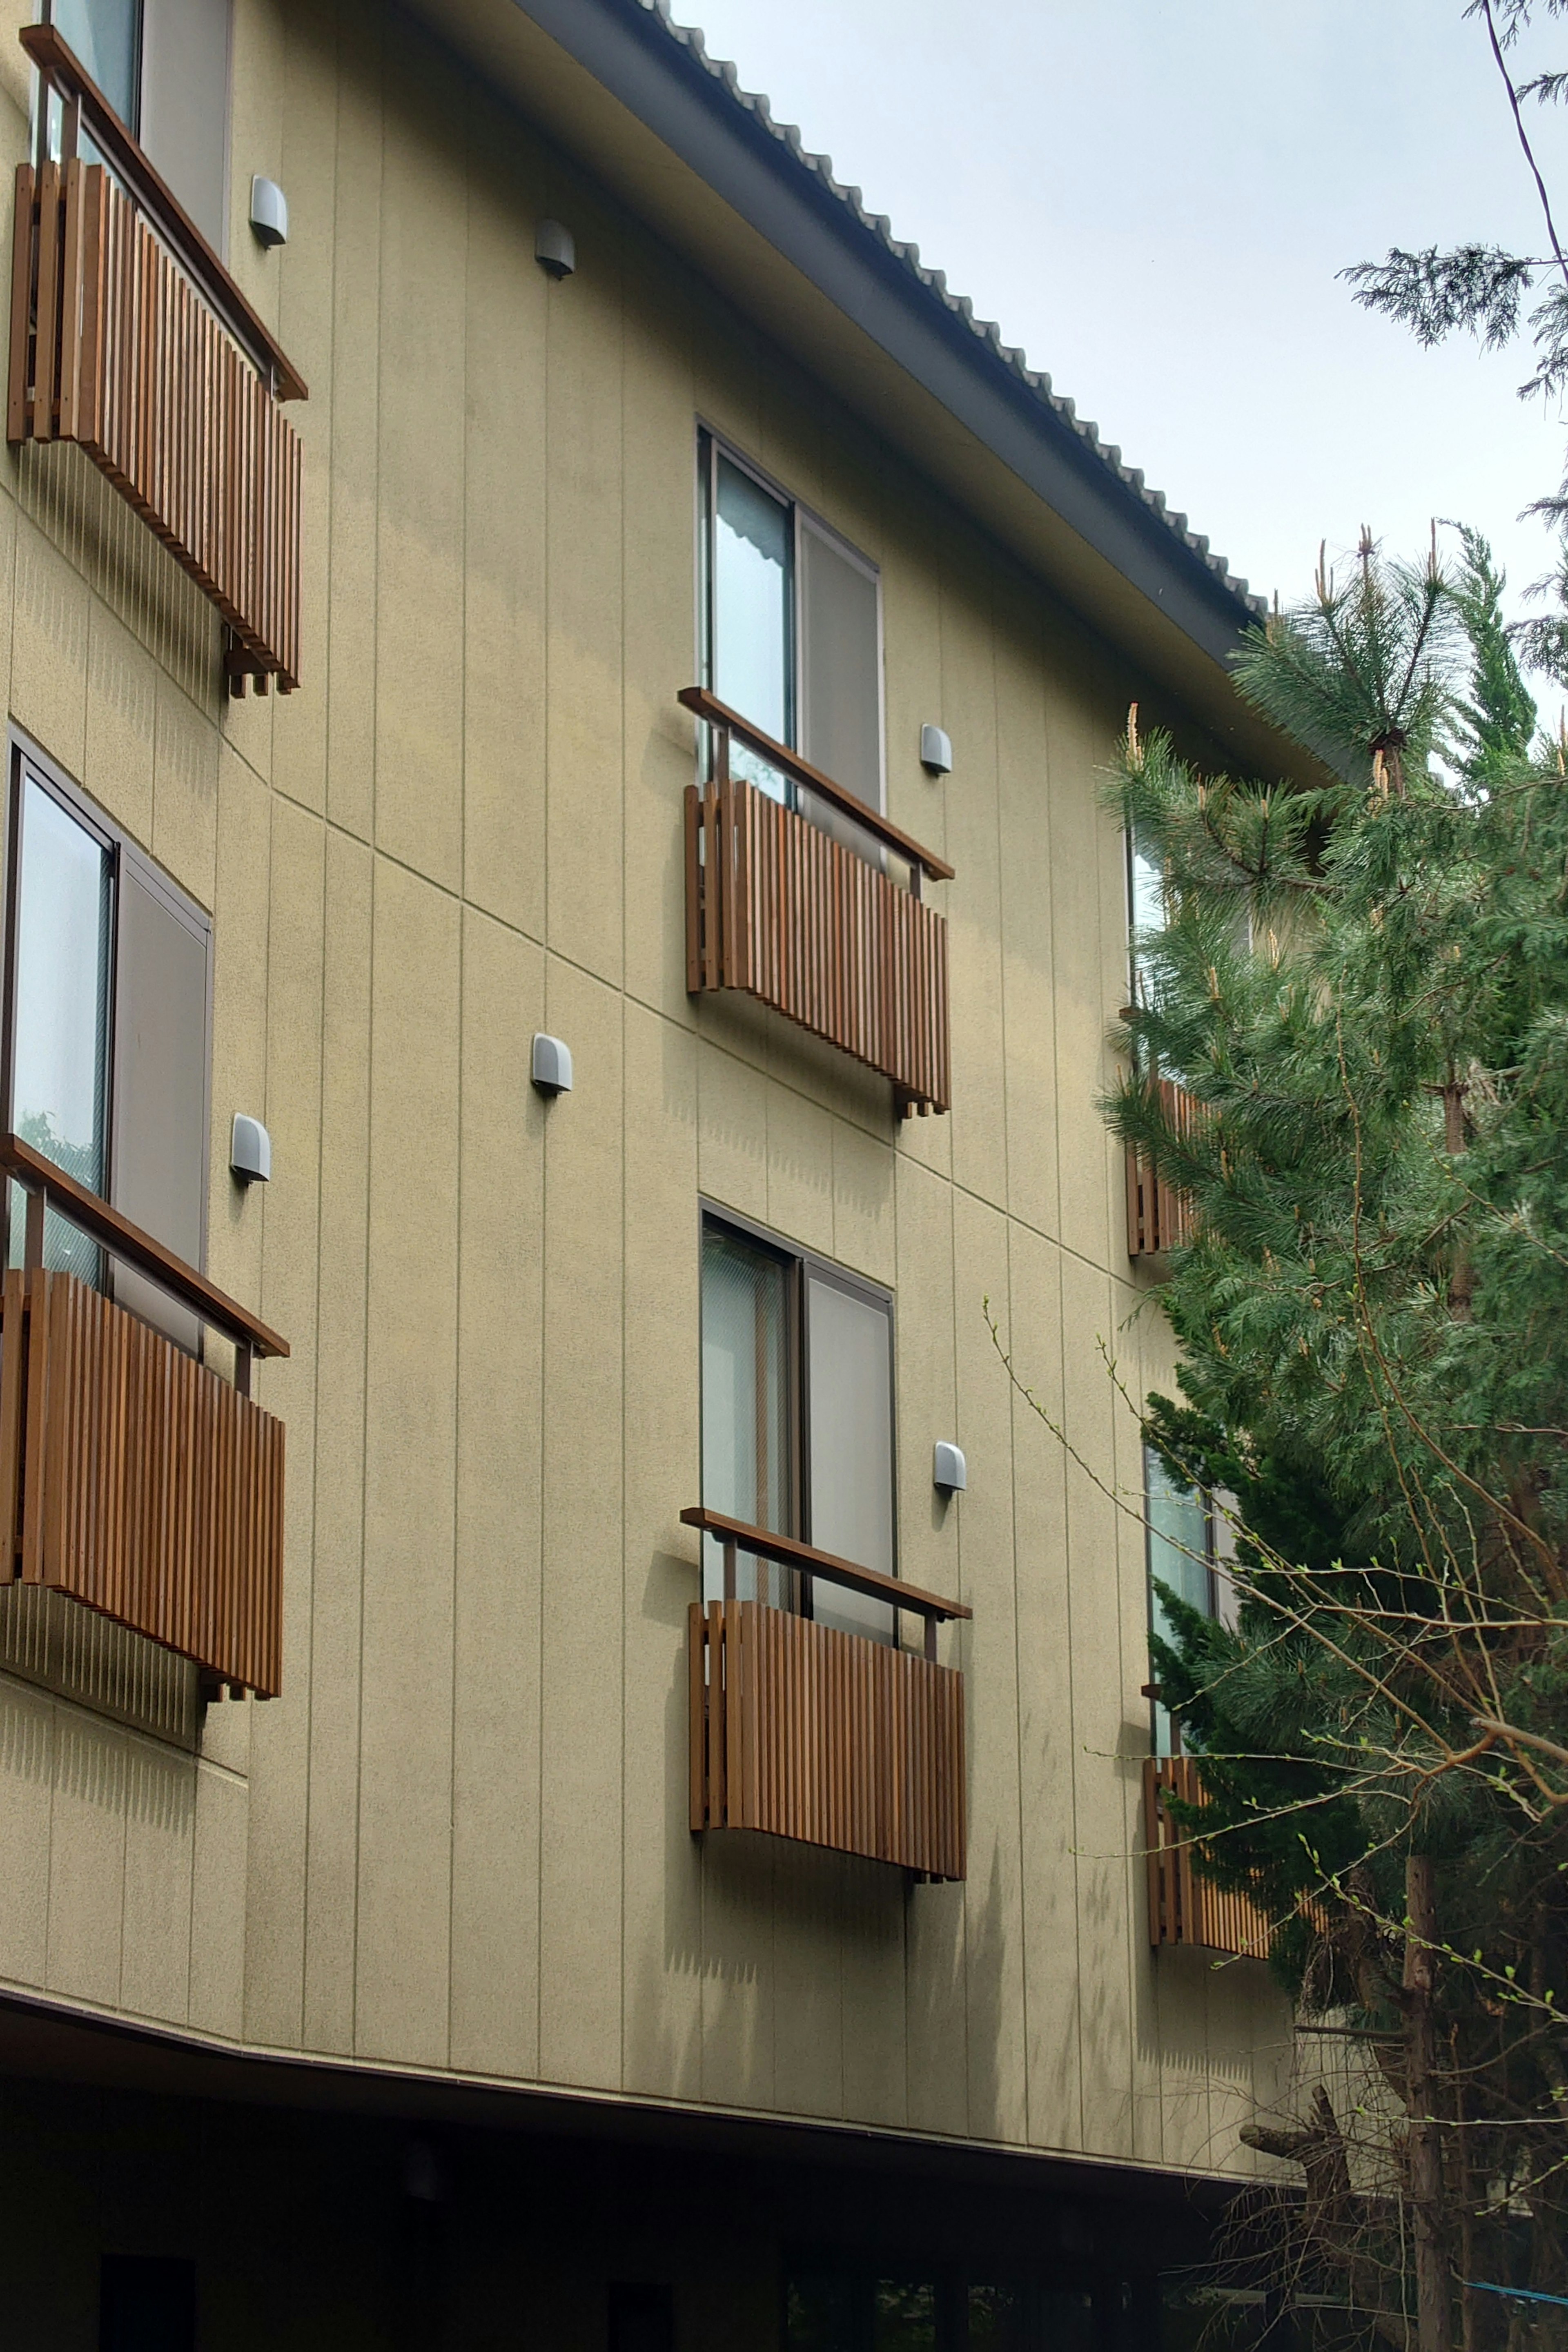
[697,428,884,822]
[3,742,212,1348]
[1144,1441,1214,1759]
[700,1207,897,1642]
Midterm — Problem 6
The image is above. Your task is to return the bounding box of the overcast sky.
[682,0,1566,657]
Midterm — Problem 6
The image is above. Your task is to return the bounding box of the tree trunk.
[1405,1855,1451,2352]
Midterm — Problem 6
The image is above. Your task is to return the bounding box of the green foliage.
[1345,0,1568,684]
[1107,534,1568,2338]
[1342,245,1536,352]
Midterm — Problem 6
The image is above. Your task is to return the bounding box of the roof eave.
[408,0,1312,775]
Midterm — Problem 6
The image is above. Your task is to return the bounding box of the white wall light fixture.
[249,177,288,249]
[535,219,576,278]
[230,1114,271,1184]
[933,1441,967,1494]
[920,724,953,776]
[531,1034,574,1096]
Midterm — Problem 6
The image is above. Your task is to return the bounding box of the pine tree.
[1344,0,1568,678]
[1103,533,1568,2351]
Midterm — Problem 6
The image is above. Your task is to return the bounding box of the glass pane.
[968,2283,1031,2350]
[713,453,793,798]
[787,2274,861,2352]
[701,1222,793,1604]
[52,0,140,127]
[1146,1441,1212,1757]
[873,2281,936,2351]
[1038,2289,1095,2349]
[806,1274,894,1644]
[9,777,112,1284]
[139,0,233,254]
[1127,823,1167,1036]
[800,518,881,813]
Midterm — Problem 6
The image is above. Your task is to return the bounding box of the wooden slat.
[0,1270,283,1694]
[0,1132,287,1358]
[678,1505,968,1624]
[692,1598,965,1879]
[683,770,952,1114]
[1126,1078,1200,1258]
[678,686,952,879]
[7,162,302,689]
[1142,1755,1275,1958]
[20,24,306,403]
[7,165,33,445]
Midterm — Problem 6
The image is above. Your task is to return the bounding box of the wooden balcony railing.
[682,1506,969,1880]
[8,26,306,694]
[1125,1076,1200,1258]
[0,1133,289,1699]
[1144,1755,1274,1958]
[680,690,953,1116]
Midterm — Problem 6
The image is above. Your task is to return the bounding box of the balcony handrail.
[19,22,308,403]
[678,687,955,884]
[679,1505,969,1624]
[0,1131,289,1361]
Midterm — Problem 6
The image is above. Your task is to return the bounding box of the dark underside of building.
[0,1995,1279,2352]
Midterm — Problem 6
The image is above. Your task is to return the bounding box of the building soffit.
[406,0,1317,781]
[0,1986,1247,2223]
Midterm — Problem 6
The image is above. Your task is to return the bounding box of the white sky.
[681,0,1567,654]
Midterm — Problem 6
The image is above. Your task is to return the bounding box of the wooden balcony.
[1144,1755,1274,1958]
[1125,1077,1200,1258]
[8,27,306,694]
[683,1508,969,1880]
[681,690,953,1117]
[0,1134,288,1699]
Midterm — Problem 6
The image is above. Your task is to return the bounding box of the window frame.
[695,421,888,817]
[698,1199,899,1613]
[36,0,235,259]
[0,726,214,1278]
[1143,1437,1216,1760]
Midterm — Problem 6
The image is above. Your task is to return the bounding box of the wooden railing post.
[22,1184,43,1272]
[679,691,953,1114]
[9,28,307,691]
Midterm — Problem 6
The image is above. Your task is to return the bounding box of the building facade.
[0,1,1303,2342]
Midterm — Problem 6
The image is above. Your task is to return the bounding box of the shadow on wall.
[620,1620,1005,2139]
[14,440,220,713]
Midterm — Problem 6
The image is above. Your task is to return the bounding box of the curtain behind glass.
[701,1223,792,1604]
[51,0,140,125]
[798,518,886,873]
[9,776,112,1283]
[1145,1441,1213,1757]
[140,0,232,254]
[806,1272,895,1644]
[712,452,793,800]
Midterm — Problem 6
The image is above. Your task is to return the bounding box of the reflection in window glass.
[1126,822,1170,1056]
[874,2280,937,2350]
[1038,2289,1095,2350]
[701,1222,793,1604]
[713,452,793,799]
[805,1271,894,1644]
[10,779,112,1283]
[1146,1440,1213,1758]
[786,2275,860,2352]
[969,2283,1030,2349]
[52,0,140,127]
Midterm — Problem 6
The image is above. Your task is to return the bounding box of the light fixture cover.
[230,1113,271,1184]
[532,1033,574,1095]
[249,176,288,249]
[933,1440,967,1493]
[535,218,576,278]
[920,723,952,775]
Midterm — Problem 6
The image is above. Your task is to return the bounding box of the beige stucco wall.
[0,0,1290,2180]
